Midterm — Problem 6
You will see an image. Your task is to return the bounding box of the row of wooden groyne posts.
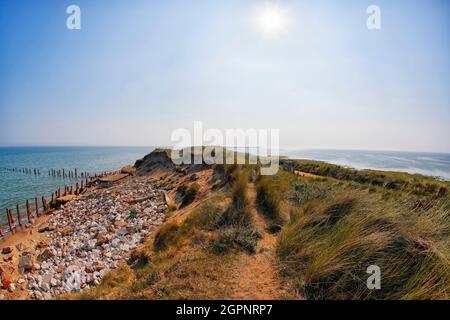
[0,168,122,241]
[2,167,90,180]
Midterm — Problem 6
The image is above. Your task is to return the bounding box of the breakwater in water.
[0,147,154,232]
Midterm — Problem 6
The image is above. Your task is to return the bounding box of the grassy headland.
[70,149,449,300]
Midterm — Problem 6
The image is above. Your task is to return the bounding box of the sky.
[0,0,449,152]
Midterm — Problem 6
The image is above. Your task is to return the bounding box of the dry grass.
[255,176,282,223]
[277,189,450,299]
[71,172,259,300]
[291,159,449,197]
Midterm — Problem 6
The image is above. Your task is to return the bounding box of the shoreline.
[0,169,167,300]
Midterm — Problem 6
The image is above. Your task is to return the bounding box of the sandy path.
[227,184,287,300]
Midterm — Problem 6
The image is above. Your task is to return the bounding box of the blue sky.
[0,0,449,152]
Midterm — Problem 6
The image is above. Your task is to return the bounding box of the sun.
[257,4,288,36]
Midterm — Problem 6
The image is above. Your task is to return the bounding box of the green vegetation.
[255,176,282,226]
[291,159,449,197]
[73,150,450,300]
[274,162,450,300]
[210,169,260,254]
[153,221,180,252]
[180,182,200,207]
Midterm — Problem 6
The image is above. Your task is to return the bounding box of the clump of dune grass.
[255,175,286,232]
[180,182,200,207]
[291,159,449,198]
[153,221,180,252]
[277,190,450,300]
[211,225,261,255]
[208,169,260,254]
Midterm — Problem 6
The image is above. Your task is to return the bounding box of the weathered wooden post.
[0,224,3,240]
[7,209,14,234]
[58,187,61,197]
[42,196,47,212]
[75,182,79,196]
[35,197,39,217]
[69,186,73,195]
[81,180,84,192]
[26,199,32,223]
[16,203,22,227]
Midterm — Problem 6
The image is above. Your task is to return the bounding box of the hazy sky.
[1,0,449,152]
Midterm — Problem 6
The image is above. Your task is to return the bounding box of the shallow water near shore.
[0,146,154,229]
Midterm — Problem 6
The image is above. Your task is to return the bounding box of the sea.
[0,147,154,232]
[1,147,449,232]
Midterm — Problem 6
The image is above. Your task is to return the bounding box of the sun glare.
[257,4,288,36]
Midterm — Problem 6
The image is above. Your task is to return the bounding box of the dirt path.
[227,184,288,300]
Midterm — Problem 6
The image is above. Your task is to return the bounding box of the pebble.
[8,283,15,292]
[9,178,167,300]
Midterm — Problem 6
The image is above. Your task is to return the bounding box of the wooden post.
[58,187,61,197]
[76,182,79,196]
[16,203,22,227]
[7,209,14,234]
[26,199,32,223]
[35,197,39,217]
[69,186,73,195]
[0,224,4,240]
[75,168,77,178]
[42,196,47,212]
[81,180,84,192]
[9,209,15,226]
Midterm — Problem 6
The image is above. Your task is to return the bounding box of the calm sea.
[285,149,450,181]
[0,146,154,231]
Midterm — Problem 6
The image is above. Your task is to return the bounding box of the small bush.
[256,176,282,223]
[129,210,138,218]
[212,169,254,229]
[215,206,254,229]
[211,226,261,255]
[153,221,180,251]
[210,228,235,254]
[289,181,331,205]
[181,183,200,207]
[186,200,228,231]
[231,170,249,211]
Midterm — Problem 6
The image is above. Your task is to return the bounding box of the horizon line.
[0,145,449,155]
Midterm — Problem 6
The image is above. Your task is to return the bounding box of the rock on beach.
[2,177,167,300]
